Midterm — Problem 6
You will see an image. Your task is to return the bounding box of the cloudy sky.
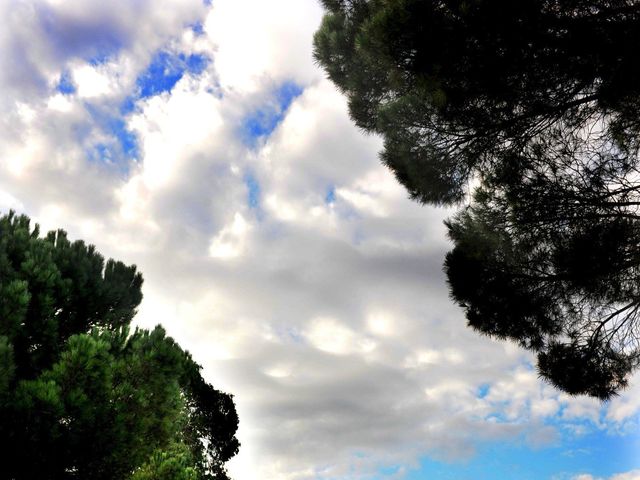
[1,1,639,479]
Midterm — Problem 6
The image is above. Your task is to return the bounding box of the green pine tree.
[0,211,239,479]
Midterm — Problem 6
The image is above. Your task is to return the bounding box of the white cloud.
[0,191,24,212]
[606,378,640,426]
[0,0,206,106]
[572,470,640,480]
[47,93,73,112]
[209,212,252,259]
[204,0,323,92]
[305,316,376,356]
[73,64,113,97]
[612,472,640,480]
[128,75,226,188]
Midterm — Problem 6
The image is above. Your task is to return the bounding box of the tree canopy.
[0,212,239,479]
[314,0,640,398]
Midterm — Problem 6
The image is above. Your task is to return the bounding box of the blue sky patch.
[241,81,304,145]
[80,48,212,169]
[89,144,112,163]
[244,173,261,210]
[377,465,404,477]
[191,22,205,36]
[275,82,304,111]
[325,186,336,204]
[56,70,76,94]
[83,103,138,169]
[405,423,640,480]
[86,123,138,171]
[137,51,210,98]
[476,383,490,399]
[106,117,138,158]
[119,95,137,115]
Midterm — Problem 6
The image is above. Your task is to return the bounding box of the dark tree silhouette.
[315,0,640,204]
[0,212,239,479]
[314,0,640,398]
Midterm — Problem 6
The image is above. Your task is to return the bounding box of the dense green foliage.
[314,0,640,398]
[0,212,239,479]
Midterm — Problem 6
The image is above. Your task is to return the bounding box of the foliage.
[0,212,239,479]
[314,0,640,204]
[130,443,200,480]
[315,0,640,398]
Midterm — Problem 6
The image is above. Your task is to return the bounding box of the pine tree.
[0,212,239,479]
[315,0,640,398]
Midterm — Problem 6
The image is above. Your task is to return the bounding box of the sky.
[0,1,639,479]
